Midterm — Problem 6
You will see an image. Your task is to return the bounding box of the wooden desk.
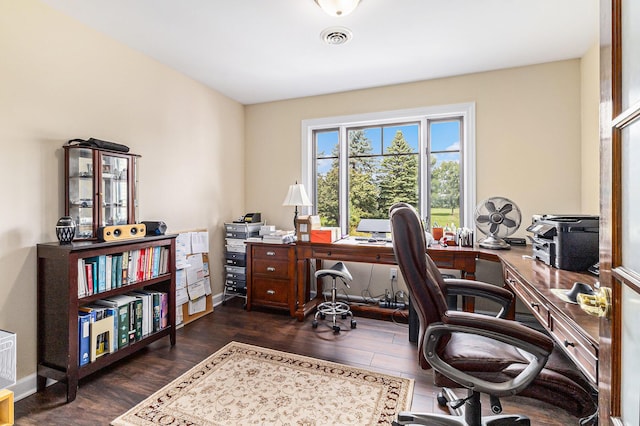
[294,240,481,319]
[290,240,599,387]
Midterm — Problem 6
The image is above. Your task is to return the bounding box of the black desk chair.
[389,203,596,425]
[312,262,356,333]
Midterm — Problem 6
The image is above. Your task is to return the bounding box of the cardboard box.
[310,227,340,243]
[296,215,321,242]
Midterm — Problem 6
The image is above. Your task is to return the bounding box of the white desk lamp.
[282,182,312,229]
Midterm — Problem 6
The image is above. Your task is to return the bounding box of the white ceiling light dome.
[314,0,361,17]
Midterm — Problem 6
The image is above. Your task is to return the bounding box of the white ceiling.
[41,0,599,105]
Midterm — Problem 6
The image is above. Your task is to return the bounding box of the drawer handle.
[530,302,540,310]
[266,251,276,256]
[266,289,276,295]
[564,339,575,348]
[267,267,276,272]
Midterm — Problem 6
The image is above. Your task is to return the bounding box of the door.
[599,0,640,424]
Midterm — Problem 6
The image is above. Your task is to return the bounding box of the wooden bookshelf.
[36,235,177,403]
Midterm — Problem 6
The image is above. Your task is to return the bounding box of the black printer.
[526,215,599,272]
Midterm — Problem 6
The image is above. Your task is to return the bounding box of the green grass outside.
[430,207,460,229]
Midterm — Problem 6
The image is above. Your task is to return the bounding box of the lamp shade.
[314,0,361,17]
[282,183,312,207]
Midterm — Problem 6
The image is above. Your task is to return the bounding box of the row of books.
[78,290,169,366]
[77,246,170,298]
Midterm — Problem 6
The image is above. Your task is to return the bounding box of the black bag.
[67,137,130,153]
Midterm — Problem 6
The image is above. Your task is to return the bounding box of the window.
[301,103,475,236]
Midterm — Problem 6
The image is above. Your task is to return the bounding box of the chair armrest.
[444,278,514,318]
[424,311,554,397]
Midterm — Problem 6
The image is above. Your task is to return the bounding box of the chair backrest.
[389,204,450,367]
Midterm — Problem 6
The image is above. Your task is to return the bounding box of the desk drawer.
[252,278,289,307]
[253,259,290,278]
[504,269,549,327]
[549,311,598,385]
[252,245,291,260]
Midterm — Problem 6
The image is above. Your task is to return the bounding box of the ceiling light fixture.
[314,0,361,17]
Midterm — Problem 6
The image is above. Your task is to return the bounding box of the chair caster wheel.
[341,313,348,319]
[221,300,227,305]
[351,319,357,329]
[312,320,318,328]
[437,392,447,407]
[320,313,326,320]
[333,326,340,333]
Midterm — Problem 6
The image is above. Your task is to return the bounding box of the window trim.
[301,102,476,231]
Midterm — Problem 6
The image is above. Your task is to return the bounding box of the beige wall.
[0,0,245,383]
[581,42,601,214]
[245,59,596,299]
[245,60,588,232]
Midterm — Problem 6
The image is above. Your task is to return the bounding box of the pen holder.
[455,228,474,247]
[432,227,443,241]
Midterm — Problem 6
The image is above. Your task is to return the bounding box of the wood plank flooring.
[15,299,580,425]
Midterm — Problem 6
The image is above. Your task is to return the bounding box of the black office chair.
[312,262,356,333]
[389,203,596,425]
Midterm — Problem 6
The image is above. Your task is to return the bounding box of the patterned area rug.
[112,341,414,425]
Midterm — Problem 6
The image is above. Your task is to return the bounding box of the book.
[131,296,143,341]
[262,230,296,244]
[84,257,98,295]
[78,311,91,366]
[94,295,136,349]
[105,254,112,291]
[152,246,161,278]
[77,259,87,298]
[79,304,110,356]
[121,251,129,286]
[97,255,107,293]
[152,292,161,332]
[131,290,153,337]
[160,292,169,329]
[114,254,122,288]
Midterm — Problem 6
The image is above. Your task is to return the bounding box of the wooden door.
[599,0,640,424]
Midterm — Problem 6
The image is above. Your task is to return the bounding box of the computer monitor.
[356,219,391,240]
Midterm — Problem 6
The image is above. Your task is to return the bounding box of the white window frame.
[301,102,476,233]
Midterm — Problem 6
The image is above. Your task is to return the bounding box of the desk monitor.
[356,219,391,240]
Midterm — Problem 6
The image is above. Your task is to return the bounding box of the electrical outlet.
[390,268,398,280]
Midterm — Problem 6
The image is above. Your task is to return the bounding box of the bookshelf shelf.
[36,234,177,402]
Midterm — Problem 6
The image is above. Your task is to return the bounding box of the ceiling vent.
[320,27,353,45]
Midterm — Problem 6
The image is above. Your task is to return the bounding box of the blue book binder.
[78,311,92,366]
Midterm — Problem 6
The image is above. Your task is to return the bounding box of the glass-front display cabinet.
[64,145,140,239]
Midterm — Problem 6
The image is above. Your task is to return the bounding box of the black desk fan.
[474,196,522,249]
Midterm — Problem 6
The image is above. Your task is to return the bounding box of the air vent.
[320,27,353,45]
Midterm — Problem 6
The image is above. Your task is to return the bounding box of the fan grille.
[474,197,521,239]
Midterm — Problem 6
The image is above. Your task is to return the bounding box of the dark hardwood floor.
[16,299,579,425]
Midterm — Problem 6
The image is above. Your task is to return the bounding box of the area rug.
[112,341,414,426]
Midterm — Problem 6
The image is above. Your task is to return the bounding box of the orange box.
[310,227,340,243]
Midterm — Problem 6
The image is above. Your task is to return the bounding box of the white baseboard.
[8,373,55,402]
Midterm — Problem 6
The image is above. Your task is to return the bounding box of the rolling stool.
[312,262,356,333]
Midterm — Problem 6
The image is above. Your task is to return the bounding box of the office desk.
[294,240,481,319]
[289,240,599,387]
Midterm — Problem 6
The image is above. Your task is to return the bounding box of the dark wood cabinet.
[36,235,176,402]
[246,243,296,316]
[64,145,140,240]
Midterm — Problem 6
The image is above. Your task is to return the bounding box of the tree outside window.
[307,105,472,236]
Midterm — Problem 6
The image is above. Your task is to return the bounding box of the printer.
[526,215,599,272]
